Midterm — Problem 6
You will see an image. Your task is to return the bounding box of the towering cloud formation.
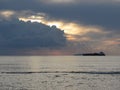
[0,19,66,49]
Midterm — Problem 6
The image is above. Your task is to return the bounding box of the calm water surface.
[0,56,120,90]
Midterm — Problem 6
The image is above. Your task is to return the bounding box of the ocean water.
[0,56,120,90]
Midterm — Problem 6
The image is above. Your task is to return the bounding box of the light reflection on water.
[0,56,120,90]
[0,56,120,72]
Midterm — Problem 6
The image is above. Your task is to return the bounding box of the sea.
[0,56,120,90]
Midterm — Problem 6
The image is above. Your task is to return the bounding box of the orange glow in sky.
[19,16,104,41]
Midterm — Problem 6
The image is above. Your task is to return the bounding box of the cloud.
[0,0,120,32]
[0,18,66,49]
[39,0,76,4]
[0,10,119,55]
[0,10,15,20]
[42,3,120,32]
[0,0,120,55]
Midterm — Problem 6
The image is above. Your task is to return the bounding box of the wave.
[1,71,120,75]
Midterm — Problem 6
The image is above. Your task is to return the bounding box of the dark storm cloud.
[41,3,120,31]
[0,0,120,55]
[0,19,66,49]
[0,0,120,31]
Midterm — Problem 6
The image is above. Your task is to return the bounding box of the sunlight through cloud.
[19,15,105,42]
[39,0,76,4]
[0,10,15,19]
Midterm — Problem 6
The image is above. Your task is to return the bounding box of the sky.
[0,0,120,55]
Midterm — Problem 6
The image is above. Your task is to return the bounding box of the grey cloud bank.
[0,0,120,55]
[0,0,120,31]
[0,19,66,49]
